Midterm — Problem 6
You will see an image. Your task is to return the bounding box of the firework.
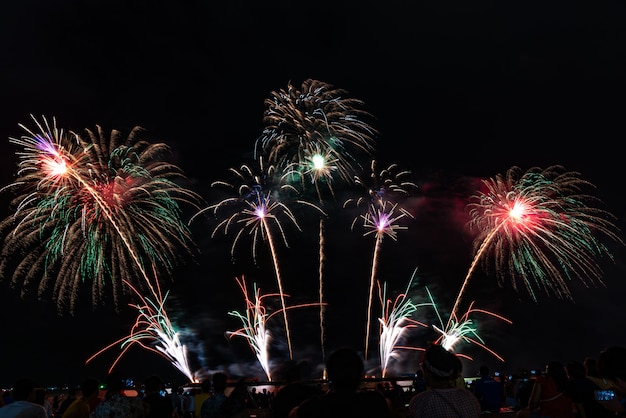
[0,115,202,313]
[226,276,325,381]
[255,78,376,190]
[448,165,623,327]
[192,158,324,359]
[86,278,197,383]
[426,286,512,362]
[344,159,417,360]
[377,271,429,377]
[256,79,377,361]
[226,277,274,381]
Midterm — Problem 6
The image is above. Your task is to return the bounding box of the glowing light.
[378,271,429,377]
[426,287,512,362]
[448,165,623,328]
[192,158,325,359]
[344,159,417,360]
[86,278,197,383]
[0,115,202,313]
[255,79,377,362]
[312,154,325,171]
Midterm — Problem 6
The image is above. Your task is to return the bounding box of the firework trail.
[225,276,325,381]
[226,277,274,381]
[0,115,202,313]
[448,165,623,329]
[255,79,377,362]
[425,287,512,362]
[86,278,197,383]
[192,158,324,359]
[344,160,417,360]
[377,271,430,377]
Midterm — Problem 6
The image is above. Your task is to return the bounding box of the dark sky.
[1,0,626,389]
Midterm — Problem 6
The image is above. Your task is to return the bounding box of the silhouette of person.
[218,378,252,418]
[201,372,228,418]
[289,346,392,418]
[0,378,47,418]
[142,375,175,418]
[193,379,212,418]
[61,377,100,418]
[516,361,575,418]
[272,360,321,418]
[55,387,79,417]
[472,365,504,413]
[92,371,145,418]
[408,343,481,418]
[597,345,626,415]
[566,359,613,418]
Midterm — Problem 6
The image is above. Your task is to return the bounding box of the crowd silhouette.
[2,344,626,418]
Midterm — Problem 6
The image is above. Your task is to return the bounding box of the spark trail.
[378,271,429,377]
[448,165,623,329]
[193,159,324,359]
[0,115,201,312]
[344,160,417,360]
[86,278,197,382]
[256,79,377,361]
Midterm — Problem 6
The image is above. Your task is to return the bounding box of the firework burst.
[0,115,202,313]
[192,158,325,359]
[344,159,417,360]
[256,79,377,361]
[448,165,623,326]
[255,78,376,191]
[426,284,512,362]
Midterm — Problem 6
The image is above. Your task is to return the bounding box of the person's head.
[545,361,569,390]
[144,375,164,395]
[201,378,211,393]
[105,371,125,393]
[212,372,228,394]
[230,378,248,398]
[566,360,586,380]
[584,356,600,377]
[12,378,37,402]
[80,378,100,400]
[598,345,626,393]
[420,343,461,386]
[479,365,489,377]
[326,347,364,392]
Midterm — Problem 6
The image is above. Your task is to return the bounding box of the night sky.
[2,0,626,389]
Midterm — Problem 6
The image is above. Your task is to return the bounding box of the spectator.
[61,377,100,418]
[290,346,392,418]
[193,379,212,418]
[472,365,504,413]
[171,387,185,418]
[92,371,145,418]
[34,388,53,418]
[142,375,175,418]
[566,359,612,418]
[516,361,575,418]
[271,360,321,418]
[200,372,228,418]
[597,345,626,415]
[218,378,252,418]
[0,378,47,418]
[55,387,79,418]
[408,343,481,417]
[585,356,614,391]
